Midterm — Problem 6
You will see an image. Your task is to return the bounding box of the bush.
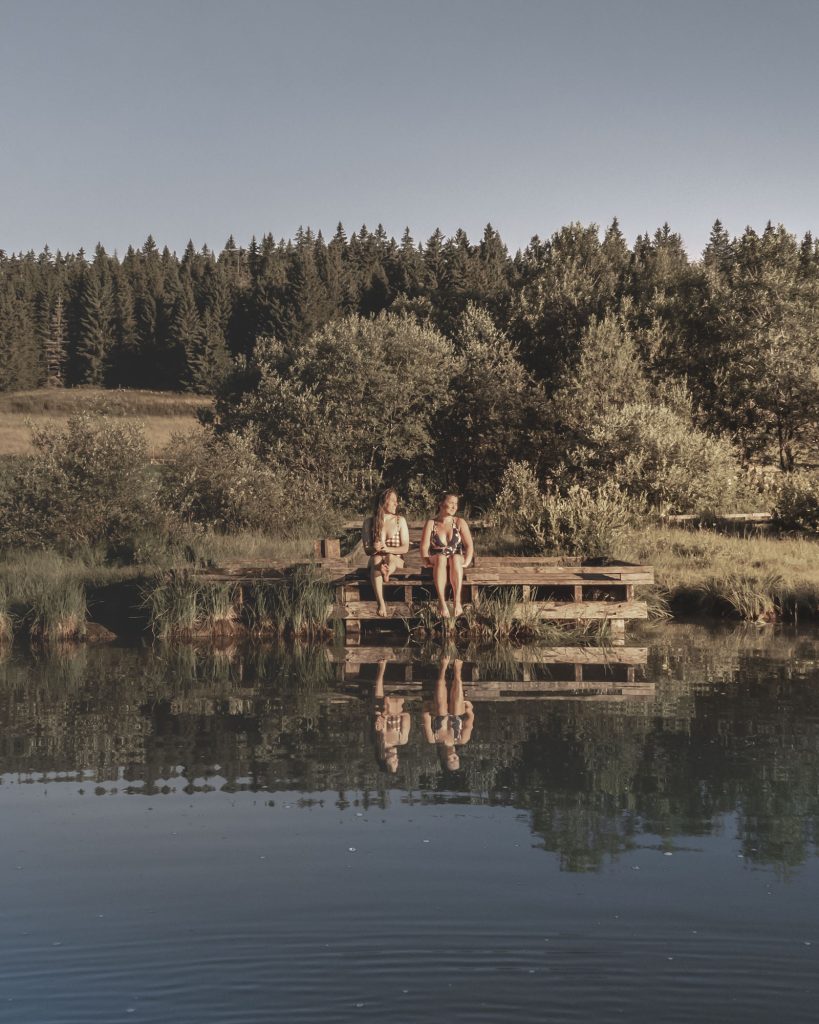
[772,471,819,533]
[158,430,334,536]
[566,400,747,515]
[0,413,163,558]
[490,462,641,558]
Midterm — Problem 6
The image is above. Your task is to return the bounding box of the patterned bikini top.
[384,515,403,548]
[429,517,463,556]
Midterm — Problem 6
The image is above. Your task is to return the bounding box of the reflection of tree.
[0,628,818,873]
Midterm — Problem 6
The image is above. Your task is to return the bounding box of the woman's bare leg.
[449,555,464,616]
[374,657,387,699]
[434,657,449,716]
[431,555,450,616]
[370,557,387,616]
[448,658,465,715]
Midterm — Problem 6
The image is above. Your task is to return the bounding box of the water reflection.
[1,625,819,872]
[371,657,411,773]
[422,656,474,772]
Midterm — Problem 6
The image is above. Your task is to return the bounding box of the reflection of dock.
[329,646,654,701]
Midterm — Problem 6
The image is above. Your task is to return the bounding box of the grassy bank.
[0,531,318,643]
[619,524,819,621]
[0,388,207,457]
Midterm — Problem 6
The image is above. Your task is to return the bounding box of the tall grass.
[0,581,11,643]
[411,589,603,643]
[620,524,819,622]
[145,566,333,640]
[0,550,88,641]
[144,573,238,639]
[247,568,333,639]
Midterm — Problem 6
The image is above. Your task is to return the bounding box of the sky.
[1,0,818,259]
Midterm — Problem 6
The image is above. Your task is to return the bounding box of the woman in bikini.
[419,492,474,618]
[371,657,411,774]
[362,488,410,617]
[422,656,474,772]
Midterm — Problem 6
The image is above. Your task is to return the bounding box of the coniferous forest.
[2,218,818,480]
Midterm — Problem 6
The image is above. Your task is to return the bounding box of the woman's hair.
[371,488,398,546]
[436,492,459,517]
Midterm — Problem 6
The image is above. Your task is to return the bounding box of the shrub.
[772,471,819,533]
[158,430,333,536]
[0,413,163,558]
[489,462,641,558]
[566,400,747,515]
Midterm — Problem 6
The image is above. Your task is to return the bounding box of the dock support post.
[610,618,626,646]
[345,620,361,646]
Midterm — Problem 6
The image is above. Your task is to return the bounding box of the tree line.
[1,218,818,469]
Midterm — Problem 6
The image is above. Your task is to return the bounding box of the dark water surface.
[2,624,819,1023]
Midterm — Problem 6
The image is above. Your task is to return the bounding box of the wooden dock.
[198,522,654,645]
[330,522,652,644]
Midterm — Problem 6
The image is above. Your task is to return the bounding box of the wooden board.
[329,646,648,666]
[334,600,647,620]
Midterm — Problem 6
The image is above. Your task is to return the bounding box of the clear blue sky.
[2,0,817,258]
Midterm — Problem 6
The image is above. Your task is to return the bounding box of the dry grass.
[619,524,819,620]
[0,389,208,457]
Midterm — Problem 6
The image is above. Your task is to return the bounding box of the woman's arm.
[422,707,434,743]
[459,518,474,568]
[419,519,433,563]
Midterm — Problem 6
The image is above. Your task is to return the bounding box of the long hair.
[371,488,397,547]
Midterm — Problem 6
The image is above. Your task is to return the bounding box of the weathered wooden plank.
[468,691,655,702]
[334,600,647,620]
[469,679,655,693]
[327,645,649,666]
[314,538,341,559]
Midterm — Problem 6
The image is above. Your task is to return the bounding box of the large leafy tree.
[211,312,454,507]
[433,304,544,507]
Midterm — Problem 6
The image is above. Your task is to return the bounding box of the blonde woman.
[419,493,474,618]
[372,658,411,774]
[362,488,409,617]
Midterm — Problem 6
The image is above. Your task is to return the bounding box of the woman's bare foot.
[377,604,388,617]
[438,604,450,619]
[453,604,464,618]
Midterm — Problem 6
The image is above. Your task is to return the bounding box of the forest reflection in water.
[2,623,819,874]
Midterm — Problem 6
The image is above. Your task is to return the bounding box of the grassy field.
[0,388,208,457]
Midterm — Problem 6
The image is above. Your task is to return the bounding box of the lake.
[1,623,818,1023]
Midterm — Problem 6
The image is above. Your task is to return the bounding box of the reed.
[0,550,89,641]
[144,573,239,639]
[0,581,12,643]
[411,590,602,643]
[23,575,88,641]
[146,566,332,640]
[287,566,334,638]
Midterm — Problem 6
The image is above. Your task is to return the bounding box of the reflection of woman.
[423,656,474,771]
[362,488,410,617]
[420,493,474,618]
[372,658,411,774]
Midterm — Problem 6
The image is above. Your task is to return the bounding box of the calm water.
[2,624,819,1023]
